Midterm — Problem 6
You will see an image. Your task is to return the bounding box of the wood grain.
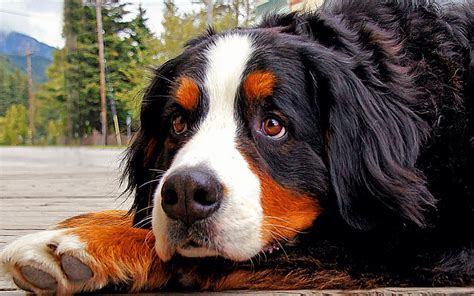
[0,147,472,295]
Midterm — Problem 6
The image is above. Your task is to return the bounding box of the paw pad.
[12,277,32,292]
[61,254,93,282]
[20,266,57,290]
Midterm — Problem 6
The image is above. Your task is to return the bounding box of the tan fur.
[243,71,275,101]
[58,211,169,291]
[175,76,200,111]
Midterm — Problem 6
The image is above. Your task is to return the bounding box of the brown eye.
[172,114,188,135]
[262,117,286,138]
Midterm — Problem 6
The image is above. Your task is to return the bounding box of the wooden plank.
[1,288,473,295]
[0,147,128,291]
[0,148,472,294]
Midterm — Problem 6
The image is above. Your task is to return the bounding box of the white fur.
[0,229,96,293]
[153,33,264,261]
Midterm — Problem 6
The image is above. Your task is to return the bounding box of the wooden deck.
[0,147,131,292]
[0,147,472,295]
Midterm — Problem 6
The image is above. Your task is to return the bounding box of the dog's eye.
[172,114,188,135]
[261,117,286,139]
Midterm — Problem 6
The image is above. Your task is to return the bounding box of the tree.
[153,0,255,63]
[28,0,256,144]
[62,0,82,142]
[0,58,29,116]
[118,5,162,122]
[34,49,67,144]
[1,104,28,145]
[56,1,143,139]
[121,0,256,124]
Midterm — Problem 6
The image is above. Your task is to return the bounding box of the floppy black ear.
[304,44,436,230]
[123,59,179,228]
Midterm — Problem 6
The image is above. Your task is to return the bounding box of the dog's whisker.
[148,168,166,173]
[263,216,292,224]
[269,232,290,261]
[262,223,307,235]
[247,255,255,271]
[259,248,268,261]
[144,229,155,247]
[134,216,153,228]
[150,72,175,84]
[134,206,154,216]
[138,178,163,189]
[266,228,291,243]
[142,93,174,100]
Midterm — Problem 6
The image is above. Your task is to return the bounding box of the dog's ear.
[123,59,178,228]
[303,45,436,230]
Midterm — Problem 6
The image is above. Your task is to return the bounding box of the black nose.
[161,168,223,225]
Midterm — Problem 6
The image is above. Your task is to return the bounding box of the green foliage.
[3,54,52,83]
[41,1,142,140]
[155,0,255,63]
[45,119,64,144]
[34,49,67,144]
[0,54,17,73]
[0,56,29,116]
[117,4,162,122]
[8,0,255,145]
[0,104,28,145]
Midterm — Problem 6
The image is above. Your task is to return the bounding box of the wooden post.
[26,46,34,144]
[96,0,107,145]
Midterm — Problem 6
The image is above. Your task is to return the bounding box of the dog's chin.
[157,236,281,263]
[153,212,266,262]
[176,243,220,258]
[154,229,262,262]
[171,239,257,262]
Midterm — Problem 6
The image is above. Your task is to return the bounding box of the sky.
[0,0,197,48]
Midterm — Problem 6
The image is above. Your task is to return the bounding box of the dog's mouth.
[167,219,220,258]
[175,235,282,260]
[167,220,282,260]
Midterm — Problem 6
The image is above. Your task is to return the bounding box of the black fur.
[125,0,473,287]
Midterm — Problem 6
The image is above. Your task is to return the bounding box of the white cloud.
[0,0,202,48]
[0,0,64,47]
[126,1,165,35]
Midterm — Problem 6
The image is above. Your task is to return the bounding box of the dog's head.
[125,17,435,262]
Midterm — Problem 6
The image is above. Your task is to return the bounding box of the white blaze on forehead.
[153,33,265,261]
[205,33,252,125]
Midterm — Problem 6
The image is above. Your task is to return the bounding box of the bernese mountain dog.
[1,0,473,293]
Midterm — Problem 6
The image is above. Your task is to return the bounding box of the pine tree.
[34,49,67,143]
[119,5,161,122]
[59,1,139,139]
[63,0,82,142]
[29,0,255,144]
[0,59,29,116]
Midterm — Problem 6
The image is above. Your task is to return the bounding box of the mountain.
[0,31,54,60]
[0,31,55,83]
[0,53,52,84]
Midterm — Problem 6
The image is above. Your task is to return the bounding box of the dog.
[1,0,473,293]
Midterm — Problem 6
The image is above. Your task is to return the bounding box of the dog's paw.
[0,229,101,294]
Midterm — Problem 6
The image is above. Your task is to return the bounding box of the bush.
[46,119,64,145]
[1,104,28,145]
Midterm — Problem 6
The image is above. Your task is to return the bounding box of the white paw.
[0,229,97,294]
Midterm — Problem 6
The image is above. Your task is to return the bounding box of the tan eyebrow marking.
[243,71,275,101]
[175,77,199,111]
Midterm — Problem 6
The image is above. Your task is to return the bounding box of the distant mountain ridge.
[0,31,55,83]
[0,31,54,60]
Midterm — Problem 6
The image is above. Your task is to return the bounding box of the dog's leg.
[0,210,169,294]
[1,210,361,292]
